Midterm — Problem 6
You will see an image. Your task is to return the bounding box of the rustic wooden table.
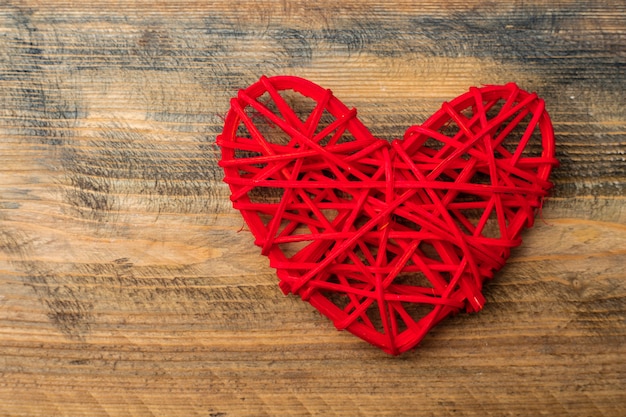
[1,1,624,416]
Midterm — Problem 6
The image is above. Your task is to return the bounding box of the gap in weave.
[279,224,315,258]
[418,241,444,264]
[392,214,423,234]
[467,169,492,185]
[276,89,321,125]
[362,301,385,334]
[321,273,374,314]
[485,99,507,122]
[318,128,358,147]
[394,271,433,289]
[382,239,403,266]
[451,203,502,239]
[312,108,359,147]
[453,191,484,203]
[353,216,371,233]
[460,106,474,120]
[519,116,545,159]
[507,170,538,190]
[448,192,486,234]
[258,212,273,228]
[453,214,474,235]
[248,186,285,204]
[421,137,445,155]
[459,152,471,161]
[237,166,267,178]
[484,98,513,157]
[395,301,436,334]
[479,211,503,239]
[314,109,342,146]
[234,145,266,174]
[241,106,292,146]
[437,171,457,182]
[437,119,461,141]
[319,208,339,223]
[303,190,317,200]
[346,170,367,182]
[259,213,292,234]
[433,119,464,161]
[323,287,352,311]
[353,242,376,267]
[320,168,337,181]
[308,188,353,213]
[452,208,481,234]
[235,121,251,139]
[279,196,332,235]
[335,189,353,201]
[356,238,401,269]
[361,298,439,336]
[491,103,543,160]
[283,216,314,235]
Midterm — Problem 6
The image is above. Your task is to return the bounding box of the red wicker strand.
[217,75,558,355]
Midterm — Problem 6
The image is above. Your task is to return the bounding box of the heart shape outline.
[217,75,557,354]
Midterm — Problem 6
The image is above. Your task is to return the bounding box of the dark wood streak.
[0,0,624,416]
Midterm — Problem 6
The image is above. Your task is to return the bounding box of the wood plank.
[0,0,624,416]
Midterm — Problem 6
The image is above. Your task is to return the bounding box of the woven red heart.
[217,75,557,355]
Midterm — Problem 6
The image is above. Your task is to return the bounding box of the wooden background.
[0,1,624,416]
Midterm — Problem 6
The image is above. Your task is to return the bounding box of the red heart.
[217,75,557,355]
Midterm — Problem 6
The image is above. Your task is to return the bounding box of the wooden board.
[0,1,624,415]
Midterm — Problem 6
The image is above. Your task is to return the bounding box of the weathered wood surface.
[0,1,624,416]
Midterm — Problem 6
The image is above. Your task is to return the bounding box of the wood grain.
[0,1,624,416]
